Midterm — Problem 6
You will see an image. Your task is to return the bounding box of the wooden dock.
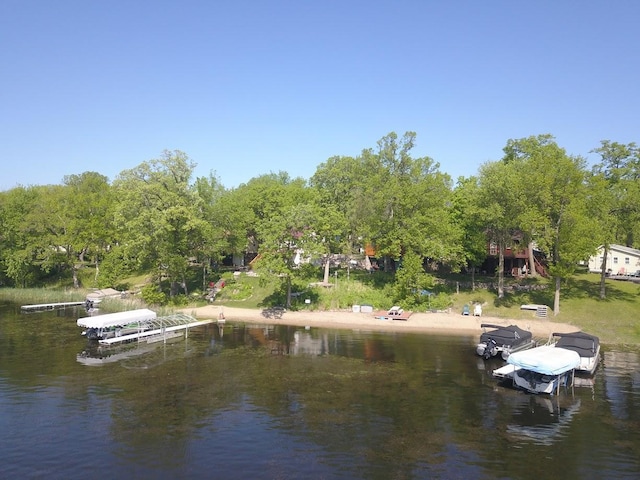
[21,301,86,312]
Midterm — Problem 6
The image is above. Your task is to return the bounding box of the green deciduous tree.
[112,150,206,297]
[452,176,488,289]
[393,250,435,309]
[255,193,325,308]
[502,135,594,314]
[192,173,234,290]
[62,172,114,287]
[476,159,522,298]
[0,186,41,286]
[590,140,640,297]
[357,132,463,271]
[310,155,365,255]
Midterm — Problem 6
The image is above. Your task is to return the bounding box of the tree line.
[1,132,638,314]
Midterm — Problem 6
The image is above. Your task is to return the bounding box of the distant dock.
[21,301,86,312]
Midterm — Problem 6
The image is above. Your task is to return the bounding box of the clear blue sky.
[2,1,638,191]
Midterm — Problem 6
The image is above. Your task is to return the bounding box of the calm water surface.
[1,300,639,479]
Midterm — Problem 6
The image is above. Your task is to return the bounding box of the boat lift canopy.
[507,345,580,376]
[76,308,157,329]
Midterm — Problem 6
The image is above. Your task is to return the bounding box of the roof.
[601,244,640,257]
[507,345,580,375]
[77,308,157,329]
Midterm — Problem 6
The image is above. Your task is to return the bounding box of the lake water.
[1,300,639,479]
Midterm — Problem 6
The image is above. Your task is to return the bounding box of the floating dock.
[21,301,86,312]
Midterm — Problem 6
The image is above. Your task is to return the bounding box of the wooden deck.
[373,310,413,321]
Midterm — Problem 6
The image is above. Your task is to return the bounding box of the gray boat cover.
[480,324,532,346]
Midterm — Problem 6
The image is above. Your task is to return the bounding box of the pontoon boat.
[493,345,581,395]
[476,323,535,360]
[549,331,600,375]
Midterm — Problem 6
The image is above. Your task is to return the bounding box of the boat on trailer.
[548,331,600,375]
[476,323,535,360]
[493,345,581,395]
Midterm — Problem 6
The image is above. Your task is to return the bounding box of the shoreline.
[181,305,579,339]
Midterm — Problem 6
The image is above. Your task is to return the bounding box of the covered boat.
[550,331,600,375]
[476,324,535,360]
[494,345,581,395]
[77,308,157,340]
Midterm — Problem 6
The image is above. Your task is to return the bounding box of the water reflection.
[77,336,190,368]
[603,350,640,422]
[2,302,640,479]
[506,395,581,446]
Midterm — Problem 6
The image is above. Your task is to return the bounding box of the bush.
[140,284,167,306]
[168,294,189,307]
[429,292,453,311]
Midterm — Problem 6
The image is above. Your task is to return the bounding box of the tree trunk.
[554,276,561,315]
[599,245,608,299]
[471,265,476,291]
[528,241,537,277]
[497,242,505,298]
[182,274,188,296]
[73,265,79,289]
[286,275,292,309]
[323,257,330,284]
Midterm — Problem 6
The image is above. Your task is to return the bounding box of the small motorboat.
[476,323,535,360]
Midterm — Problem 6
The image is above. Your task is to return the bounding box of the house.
[480,234,548,277]
[587,244,640,275]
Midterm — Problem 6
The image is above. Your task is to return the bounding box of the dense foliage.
[1,134,639,314]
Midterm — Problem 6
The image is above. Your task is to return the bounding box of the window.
[613,257,618,264]
[625,257,630,265]
[489,242,497,255]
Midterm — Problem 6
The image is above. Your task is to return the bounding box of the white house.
[587,244,640,275]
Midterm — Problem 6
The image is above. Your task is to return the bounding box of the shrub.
[140,284,167,306]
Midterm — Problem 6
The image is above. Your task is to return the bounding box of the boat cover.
[77,308,157,329]
[553,331,600,358]
[480,324,532,346]
[507,345,580,375]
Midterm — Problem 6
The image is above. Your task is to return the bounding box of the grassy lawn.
[446,271,640,345]
[4,267,638,346]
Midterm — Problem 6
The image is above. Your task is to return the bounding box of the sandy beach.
[181,305,578,340]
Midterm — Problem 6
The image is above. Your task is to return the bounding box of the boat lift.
[77,309,214,346]
[98,314,214,346]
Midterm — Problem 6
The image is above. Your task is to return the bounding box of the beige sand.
[181,305,578,339]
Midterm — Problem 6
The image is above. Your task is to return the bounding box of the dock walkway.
[22,301,86,312]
